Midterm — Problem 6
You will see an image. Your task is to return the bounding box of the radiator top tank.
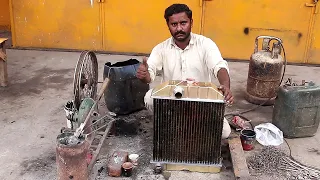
[151,80,225,102]
[272,79,320,138]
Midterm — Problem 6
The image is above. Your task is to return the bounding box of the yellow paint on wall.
[202,0,314,63]
[308,13,320,64]
[10,0,102,50]
[102,0,202,54]
[0,0,10,30]
[8,0,320,64]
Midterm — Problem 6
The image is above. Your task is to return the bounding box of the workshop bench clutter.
[0,38,8,87]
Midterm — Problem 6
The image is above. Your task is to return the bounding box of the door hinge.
[305,0,318,14]
[200,0,213,7]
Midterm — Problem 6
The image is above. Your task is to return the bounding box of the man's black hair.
[164,4,192,23]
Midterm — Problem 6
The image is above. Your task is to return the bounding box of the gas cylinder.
[245,36,285,105]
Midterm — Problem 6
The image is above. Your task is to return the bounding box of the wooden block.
[0,38,7,44]
[164,163,221,173]
[0,38,8,87]
[228,135,251,179]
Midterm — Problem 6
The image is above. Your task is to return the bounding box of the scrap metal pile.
[248,146,320,180]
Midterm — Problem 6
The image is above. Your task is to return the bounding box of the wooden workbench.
[0,38,8,87]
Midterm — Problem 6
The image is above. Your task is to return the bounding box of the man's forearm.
[217,68,230,88]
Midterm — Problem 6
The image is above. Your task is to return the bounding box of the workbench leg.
[0,42,8,87]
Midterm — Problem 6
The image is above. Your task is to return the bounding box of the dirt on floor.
[89,107,236,180]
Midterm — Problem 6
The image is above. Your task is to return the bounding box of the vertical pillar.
[0,38,8,87]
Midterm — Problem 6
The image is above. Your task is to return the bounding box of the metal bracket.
[306,0,318,14]
[200,0,213,7]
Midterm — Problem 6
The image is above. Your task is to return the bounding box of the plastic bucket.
[240,129,256,151]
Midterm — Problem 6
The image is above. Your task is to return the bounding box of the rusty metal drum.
[56,132,89,180]
[245,36,284,105]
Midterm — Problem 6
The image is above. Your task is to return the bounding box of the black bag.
[103,59,149,115]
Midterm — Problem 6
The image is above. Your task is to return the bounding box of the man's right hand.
[136,57,151,83]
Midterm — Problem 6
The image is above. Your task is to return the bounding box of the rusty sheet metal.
[56,133,89,180]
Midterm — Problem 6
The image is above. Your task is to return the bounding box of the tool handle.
[84,77,109,125]
[254,35,283,53]
[97,78,109,100]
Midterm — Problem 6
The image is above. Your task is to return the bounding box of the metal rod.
[87,119,115,172]
[85,122,107,136]
[82,113,116,132]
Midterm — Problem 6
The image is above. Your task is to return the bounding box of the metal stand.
[57,51,116,180]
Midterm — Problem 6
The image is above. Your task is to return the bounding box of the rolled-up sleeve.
[147,45,163,83]
[204,38,229,78]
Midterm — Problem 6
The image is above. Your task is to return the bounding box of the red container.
[240,129,256,151]
[107,151,128,177]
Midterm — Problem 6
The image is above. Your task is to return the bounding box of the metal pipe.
[173,86,184,98]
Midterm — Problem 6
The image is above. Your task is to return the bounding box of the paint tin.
[240,129,256,151]
[122,162,133,177]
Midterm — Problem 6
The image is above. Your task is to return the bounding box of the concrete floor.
[1,49,320,180]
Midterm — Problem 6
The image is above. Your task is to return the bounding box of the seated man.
[136,3,234,139]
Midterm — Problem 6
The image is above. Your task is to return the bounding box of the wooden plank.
[0,38,8,87]
[0,51,6,61]
[164,163,221,173]
[0,38,8,44]
[228,135,251,179]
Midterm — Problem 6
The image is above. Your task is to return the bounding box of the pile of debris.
[247,146,320,180]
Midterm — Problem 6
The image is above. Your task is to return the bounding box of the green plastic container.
[272,82,320,138]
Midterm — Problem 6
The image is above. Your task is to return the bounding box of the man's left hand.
[218,85,234,105]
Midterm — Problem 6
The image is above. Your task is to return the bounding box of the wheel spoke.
[73,51,98,109]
